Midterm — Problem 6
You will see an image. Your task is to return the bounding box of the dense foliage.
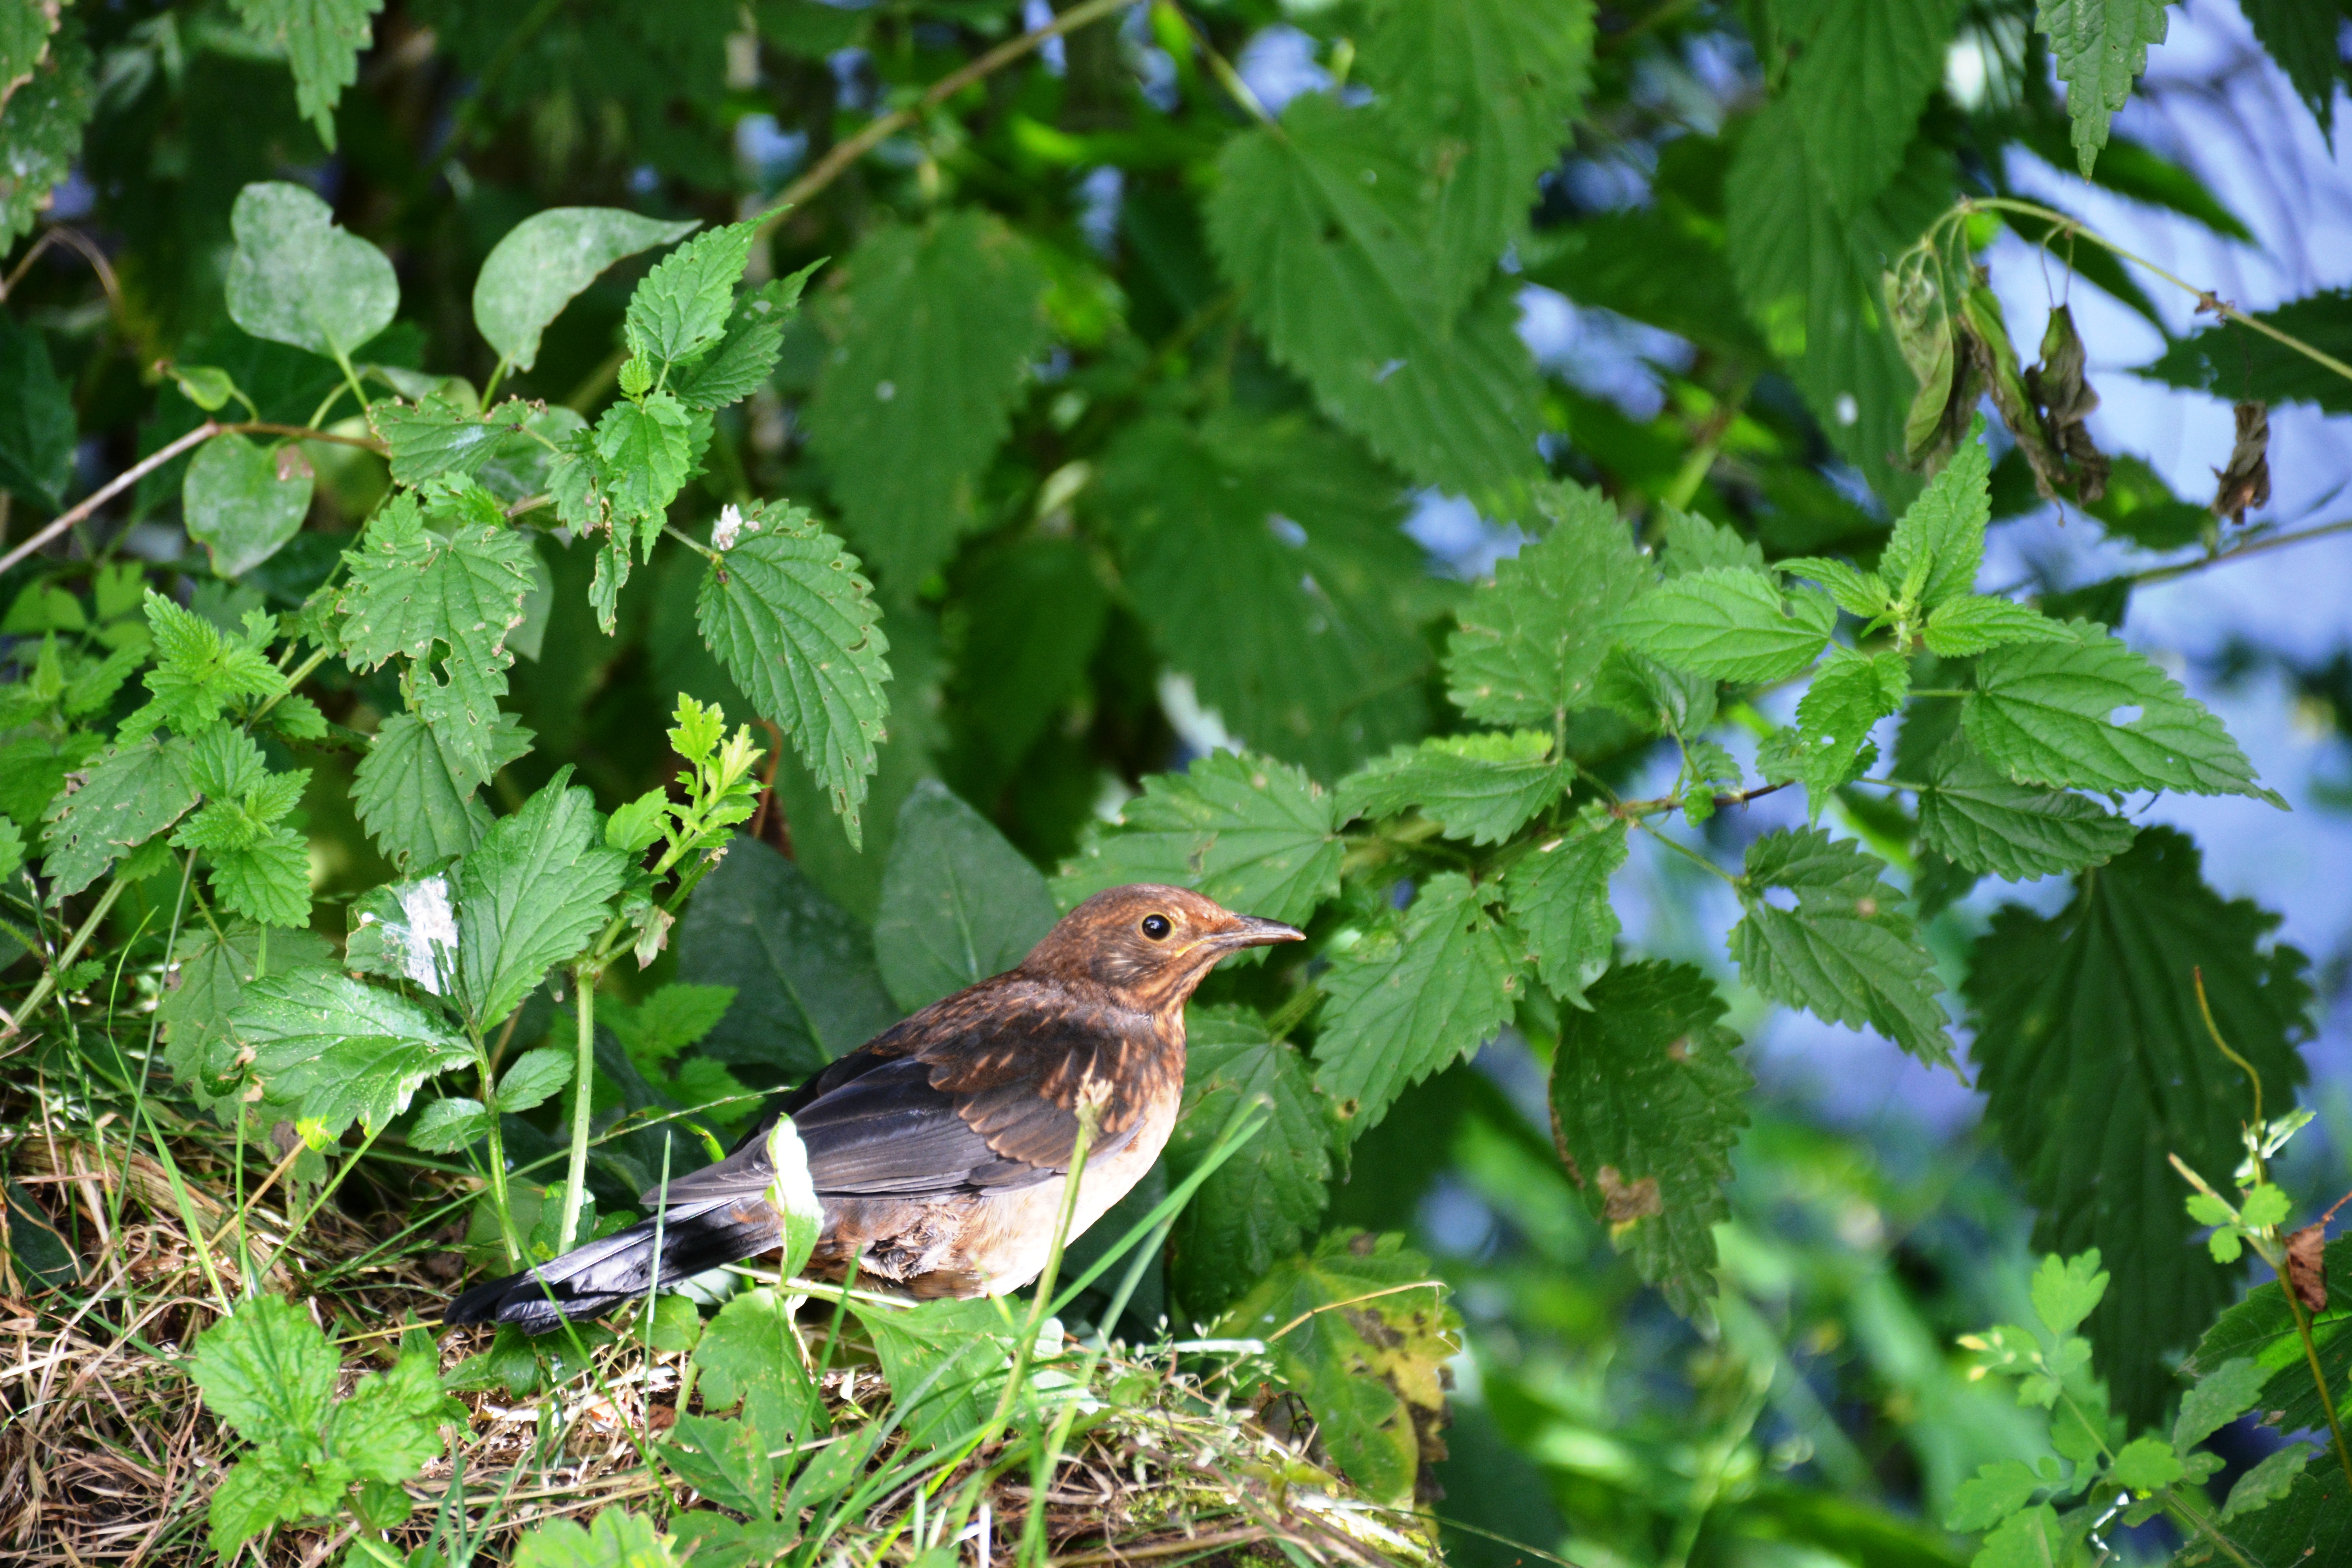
[3,0,2351,1564]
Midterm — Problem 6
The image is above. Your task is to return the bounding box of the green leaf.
[205,826,312,929]
[947,536,1112,793]
[606,983,737,1066]
[1657,508,1767,576]
[2183,1234,2352,1440]
[673,265,816,410]
[0,0,53,94]
[763,1113,823,1283]
[514,1508,682,1568]
[2037,0,2170,176]
[1969,827,2313,1426]
[379,396,532,488]
[591,390,697,534]
[1963,619,2269,800]
[1501,812,1628,1007]
[1054,751,1344,929]
[1520,205,1768,360]
[1207,94,1541,495]
[1313,873,1524,1132]
[327,1342,465,1483]
[1165,1007,1338,1314]
[1612,567,1836,684]
[1339,730,1562,847]
[1915,734,2136,880]
[230,969,473,1136]
[2029,1250,2109,1340]
[1787,647,1909,819]
[1880,427,1990,612]
[1218,1232,1460,1506]
[351,710,532,871]
[140,592,283,736]
[2241,0,2342,134]
[495,1047,572,1114]
[1551,962,1750,1318]
[695,502,893,847]
[2173,1355,2267,1454]
[474,208,699,373]
[624,218,759,368]
[1921,595,2064,658]
[1358,0,1594,306]
[183,434,314,578]
[691,1285,824,1445]
[0,25,91,249]
[227,0,381,149]
[1969,1506,2069,1568]
[456,768,628,1031]
[338,493,539,788]
[1781,0,1965,211]
[408,1096,490,1153]
[0,313,75,509]
[873,780,1056,1012]
[1730,828,1954,1065]
[225,181,399,362]
[676,836,897,1081]
[803,212,1049,588]
[1947,1459,2044,1532]
[2134,288,2352,416]
[2226,1465,2352,1560]
[186,1292,338,1445]
[2223,1442,2314,1520]
[853,1297,1019,1450]
[40,735,200,901]
[159,921,337,1111]
[1444,483,1649,726]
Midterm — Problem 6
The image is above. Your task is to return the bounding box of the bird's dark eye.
[1140,914,1172,941]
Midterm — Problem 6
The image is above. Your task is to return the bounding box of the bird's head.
[1020,884,1303,1012]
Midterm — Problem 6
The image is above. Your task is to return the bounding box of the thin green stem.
[986,1105,1096,1437]
[2125,515,2352,589]
[2,875,130,1041]
[1635,818,1741,887]
[1906,688,1971,698]
[2279,1285,2352,1495]
[252,1122,387,1283]
[560,965,597,1252]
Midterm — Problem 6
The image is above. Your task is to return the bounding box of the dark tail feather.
[442,1200,780,1332]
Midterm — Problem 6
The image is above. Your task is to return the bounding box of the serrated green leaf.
[2174,1355,2267,1454]
[674,265,816,410]
[1970,827,2312,1426]
[2184,1235,2352,1442]
[139,592,283,736]
[1165,1007,1337,1314]
[0,313,75,509]
[1730,827,1953,1065]
[186,1292,338,1445]
[1613,567,1835,684]
[803,212,1049,588]
[606,983,736,1067]
[1922,594,2065,657]
[1339,730,1562,847]
[1787,647,1909,819]
[40,735,200,901]
[457,768,628,1031]
[1501,811,1627,1007]
[1915,734,2136,880]
[205,826,312,928]
[379,396,534,488]
[474,208,699,373]
[230,969,474,1135]
[1591,646,1717,738]
[2029,1250,2109,1339]
[1781,0,1965,211]
[851,1296,1016,1451]
[873,779,1056,1012]
[1358,0,1594,307]
[328,1341,465,1483]
[225,181,398,361]
[1551,962,1750,1318]
[1207,94,1541,495]
[2105,1434,2182,1492]
[591,390,696,528]
[1946,1458,2044,1532]
[1055,751,1344,928]
[408,1096,490,1153]
[1445,482,1649,725]
[352,710,532,871]
[2223,1442,2314,1520]
[2037,0,2170,176]
[625,218,759,368]
[1968,1503,2069,1568]
[1314,872,1523,1131]
[514,1508,683,1568]
[1218,1232,1459,1506]
[1964,619,2269,799]
[1657,507,1766,576]
[0,26,91,249]
[695,502,892,847]
[159,921,337,1111]
[1776,556,1887,619]
[1881,426,1990,612]
[227,0,381,149]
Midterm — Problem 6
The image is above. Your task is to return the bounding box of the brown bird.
[445,885,1301,1331]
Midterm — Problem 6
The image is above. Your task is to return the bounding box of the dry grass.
[0,1118,1443,1568]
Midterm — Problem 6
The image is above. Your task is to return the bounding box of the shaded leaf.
[1501,809,1626,1006]
[183,434,314,578]
[225,181,399,361]
[1338,730,1562,847]
[474,208,698,373]
[873,779,1056,1012]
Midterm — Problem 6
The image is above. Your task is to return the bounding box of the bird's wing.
[644,978,1168,1207]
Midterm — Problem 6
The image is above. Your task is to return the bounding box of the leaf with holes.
[230,970,474,1135]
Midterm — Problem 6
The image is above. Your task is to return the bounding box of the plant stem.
[561,964,598,1252]
[2125,515,2352,589]
[2,876,130,1042]
[986,1103,1097,1437]
[0,423,221,575]
[2281,1281,2352,1493]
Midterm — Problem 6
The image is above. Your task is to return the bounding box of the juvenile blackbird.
[445,884,1301,1331]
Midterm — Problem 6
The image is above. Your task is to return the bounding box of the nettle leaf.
[352,710,532,871]
[380,397,535,488]
[0,26,92,250]
[183,434,314,579]
[456,768,628,1031]
[1658,508,1766,576]
[1785,646,1909,819]
[625,218,759,368]
[160,922,337,1111]
[1357,0,1594,307]
[1777,555,1888,619]
[2038,0,2170,176]
[1780,0,1964,212]
[474,207,699,373]
[40,735,200,902]
[695,502,893,847]
[1166,1007,1337,1314]
[186,1291,338,1446]
[1551,961,1751,1318]
[140,592,283,735]
[494,1047,572,1114]
[225,181,398,362]
[1921,595,2064,658]
[338,492,539,787]
[853,1296,1018,1450]
[1502,808,1627,1007]
[1207,93,1541,495]
[1314,873,1523,1132]
[230,969,474,1135]
[0,313,76,509]
[590,390,699,537]
[1055,751,1343,928]
[1613,567,1836,684]
[1730,828,1954,1065]
[1218,1232,1460,1506]
[873,780,1056,1012]
[228,0,380,149]
[1963,619,2269,800]
[1444,482,1649,726]
[2186,1238,2352,1457]
[803,212,1050,589]
[1969,827,2313,1426]
[1915,734,2135,880]
[1880,428,1989,612]
[2225,1467,2352,1563]
[1339,730,1563,847]
[203,828,312,929]
[675,264,817,411]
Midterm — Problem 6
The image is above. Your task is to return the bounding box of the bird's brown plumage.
[445,884,1301,1330]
